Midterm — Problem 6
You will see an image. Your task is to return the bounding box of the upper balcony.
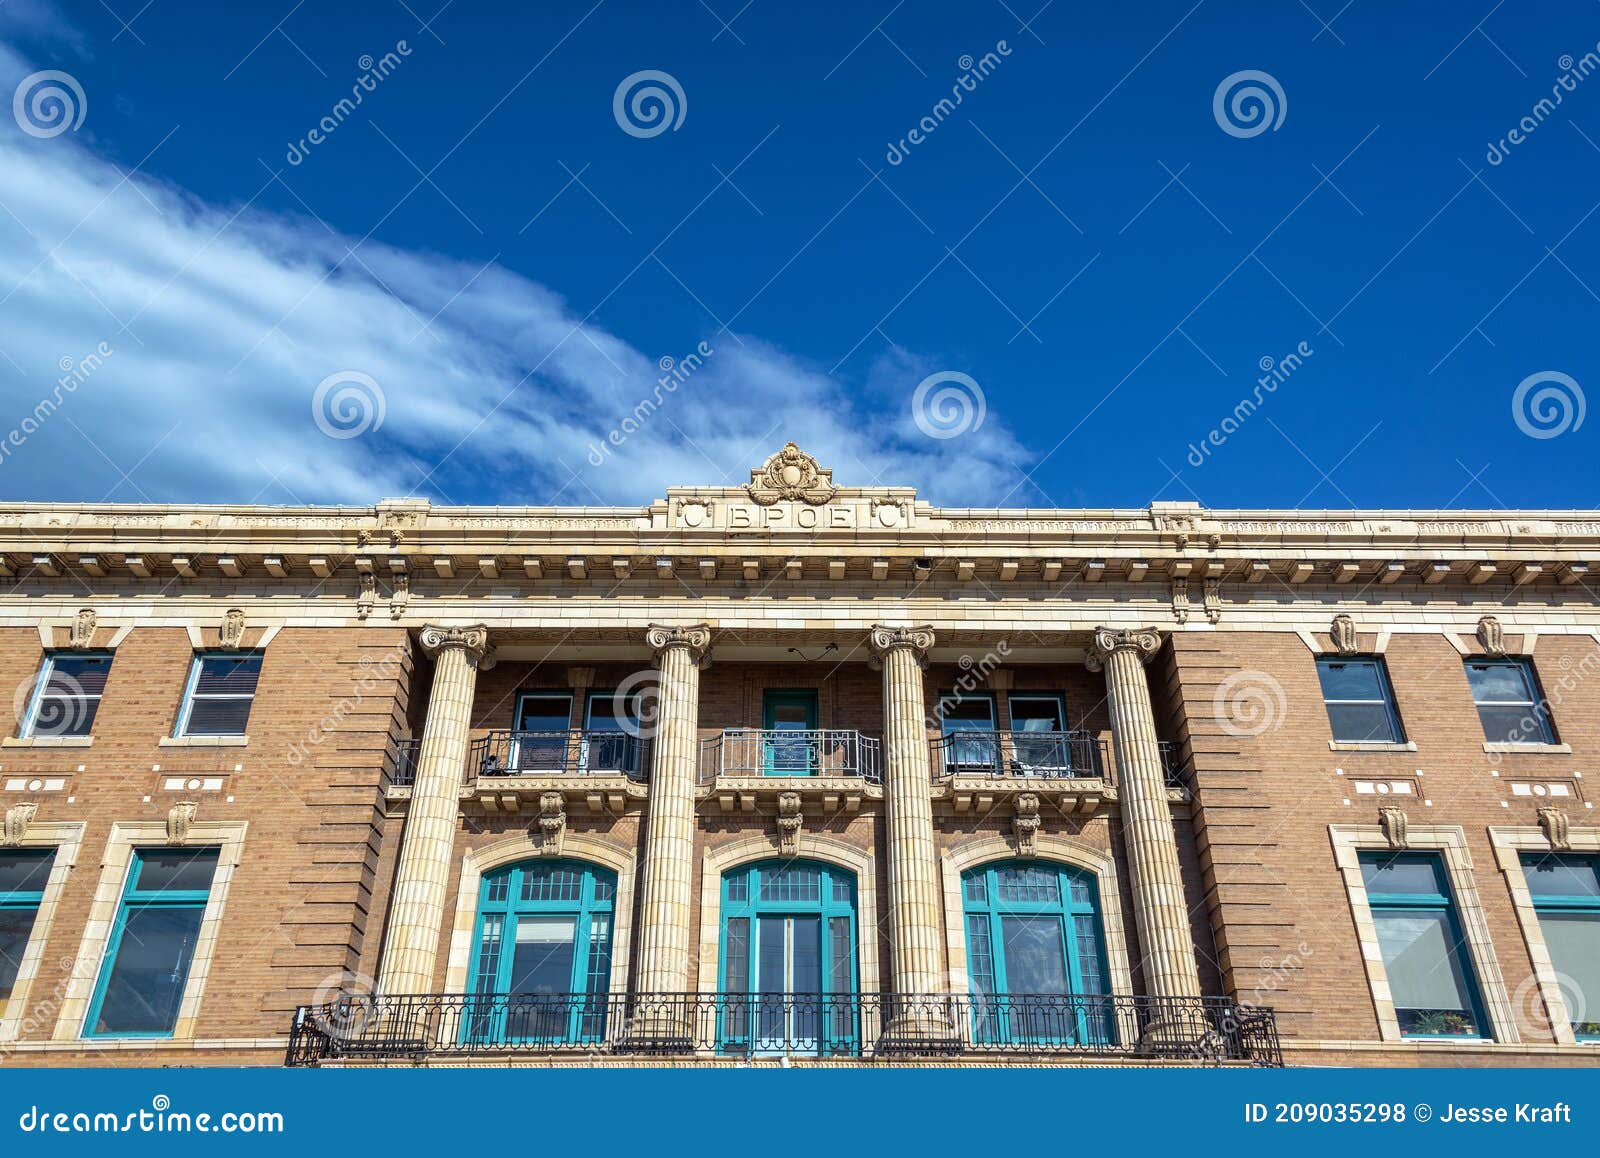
[698,728,882,810]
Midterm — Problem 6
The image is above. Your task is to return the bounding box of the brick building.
[1,444,1596,1068]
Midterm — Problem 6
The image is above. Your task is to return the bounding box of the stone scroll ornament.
[644,623,713,669]
[418,624,494,669]
[1084,627,1161,672]
[745,443,836,506]
[866,625,935,670]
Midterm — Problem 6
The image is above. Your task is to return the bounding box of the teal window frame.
[84,847,219,1039]
[1359,851,1489,1039]
[960,860,1113,1046]
[463,859,615,1046]
[21,651,113,739]
[1519,852,1600,1041]
[174,650,262,738]
[760,689,819,775]
[717,860,858,1055]
[0,849,56,1009]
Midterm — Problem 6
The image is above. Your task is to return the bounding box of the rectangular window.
[1464,658,1555,744]
[1316,657,1403,743]
[1521,853,1600,1040]
[21,652,112,739]
[1360,852,1485,1038]
[87,847,218,1037]
[0,850,56,1005]
[175,652,262,737]
[1008,695,1064,732]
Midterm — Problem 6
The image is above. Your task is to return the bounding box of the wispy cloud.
[0,34,1030,508]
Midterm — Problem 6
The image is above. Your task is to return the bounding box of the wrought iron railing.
[285,992,1280,1066]
[1157,740,1190,789]
[930,730,1109,780]
[387,738,422,788]
[699,729,882,783]
[469,730,650,780]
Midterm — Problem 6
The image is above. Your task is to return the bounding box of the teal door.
[762,690,818,775]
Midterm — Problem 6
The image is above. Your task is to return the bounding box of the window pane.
[0,906,41,1000]
[962,873,988,905]
[94,905,206,1034]
[940,698,994,727]
[0,850,55,894]
[1538,913,1600,1034]
[585,694,634,731]
[760,866,820,903]
[134,849,218,894]
[1326,702,1399,743]
[1372,910,1479,1036]
[515,696,571,731]
[1361,854,1444,896]
[724,918,750,993]
[1475,704,1550,744]
[996,865,1061,904]
[31,693,100,737]
[1523,856,1600,899]
[1317,660,1384,701]
[194,654,262,695]
[183,697,253,736]
[1009,698,1063,730]
[45,654,112,696]
[827,916,851,993]
[473,913,504,992]
[1465,661,1534,703]
[508,915,576,993]
[726,873,748,904]
[521,866,582,902]
[1000,914,1069,994]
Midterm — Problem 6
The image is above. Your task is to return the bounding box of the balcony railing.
[285,992,1280,1066]
[387,738,422,788]
[931,730,1109,780]
[470,730,651,780]
[699,729,882,783]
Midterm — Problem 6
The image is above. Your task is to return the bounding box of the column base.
[876,1007,963,1056]
[611,997,696,1054]
[1133,1017,1225,1061]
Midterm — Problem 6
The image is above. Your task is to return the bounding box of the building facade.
[0,444,1597,1068]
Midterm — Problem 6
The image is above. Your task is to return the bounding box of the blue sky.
[0,0,1595,510]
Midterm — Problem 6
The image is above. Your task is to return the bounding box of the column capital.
[1085,627,1162,672]
[418,623,493,668]
[645,622,713,668]
[867,624,935,670]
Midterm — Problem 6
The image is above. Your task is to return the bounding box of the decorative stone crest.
[645,623,713,669]
[1085,627,1162,672]
[746,442,835,506]
[1330,614,1357,656]
[867,625,935,670]
[536,791,566,856]
[775,792,804,856]
[220,608,246,649]
[388,572,410,620]
[1012,793,1041,858]
[1378,805,1408,850]
[1169,579,1190,624]
[356,571,376,621]
[418,624,493,669]
[1537,805,1571,851]
[1477,616,1506,657]
[1,802,37,847]
[68,609,97,649]
[1203,577,1223,625]
[167,800,198,845]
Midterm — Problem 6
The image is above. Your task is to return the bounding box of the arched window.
[465,860,615,1044]
[961,860,1111,1044]
[718,861,857,1055]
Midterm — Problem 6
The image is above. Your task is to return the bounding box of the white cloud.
[0,42,1031,508]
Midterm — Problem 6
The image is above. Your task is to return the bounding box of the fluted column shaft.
[871,625,943,995]
[379,625,490,996]
[634,624,711,994]
[1090,627,1201,1000]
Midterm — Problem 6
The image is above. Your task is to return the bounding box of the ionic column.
[634,623,711,995]
[378,624,491,996]
[869,625,943,997]
[1087,627,1201,1000]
